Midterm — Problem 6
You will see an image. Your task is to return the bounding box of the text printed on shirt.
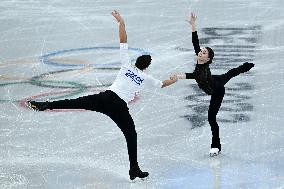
[125,69,144,86]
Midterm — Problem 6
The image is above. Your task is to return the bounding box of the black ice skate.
[129,166,149,180]
[210,139,221,157]
[209,148,221,157]
[28,101,49,111]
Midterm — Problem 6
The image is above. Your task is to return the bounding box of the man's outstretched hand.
[112,10,124,23]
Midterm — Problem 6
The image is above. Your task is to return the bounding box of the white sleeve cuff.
[177,73,186,79]
[120,43,130,66]
[120,43,128,50]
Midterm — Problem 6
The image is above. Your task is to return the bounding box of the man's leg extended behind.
[29,92,106,113]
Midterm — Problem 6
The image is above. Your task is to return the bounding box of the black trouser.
[46,90,138,169]
[210,67,243,150]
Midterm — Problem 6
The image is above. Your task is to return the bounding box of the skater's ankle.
[211,143,221,151]
[129,165,149,180]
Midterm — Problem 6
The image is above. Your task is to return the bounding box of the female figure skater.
[29,10,177,180]
[175,13,254,156]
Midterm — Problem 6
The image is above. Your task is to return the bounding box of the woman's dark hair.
[205,47,214,64]
[135,55,152,70]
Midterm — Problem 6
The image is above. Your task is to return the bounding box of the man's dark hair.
[205,47,214,64]
[135,55,152,70]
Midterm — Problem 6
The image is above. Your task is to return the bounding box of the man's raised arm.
[112,10,127,43]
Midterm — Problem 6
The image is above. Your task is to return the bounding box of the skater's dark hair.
[205,47,214,64]
[135,55,151,70]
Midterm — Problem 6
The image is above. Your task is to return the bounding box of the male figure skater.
[29,10,177,180]
[174,13,254,156]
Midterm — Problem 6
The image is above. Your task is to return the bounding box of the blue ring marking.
[40,46,151,68]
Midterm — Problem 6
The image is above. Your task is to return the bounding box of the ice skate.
[129,166,149,180]
[209,148,221,157]
[28,101,49,111]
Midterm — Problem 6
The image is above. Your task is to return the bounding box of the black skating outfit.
[185,31,254,151]
[29,90,148,180]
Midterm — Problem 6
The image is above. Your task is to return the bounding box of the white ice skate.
[209,148,221,157]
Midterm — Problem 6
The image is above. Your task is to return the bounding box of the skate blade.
[130,176,149,183]
[27,101,39,112]
[210,151,221,157]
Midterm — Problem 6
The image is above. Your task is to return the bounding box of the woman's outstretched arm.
[172,73,195,80]
[188,12,200,55]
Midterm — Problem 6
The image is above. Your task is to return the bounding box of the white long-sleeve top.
[109,43,162,104]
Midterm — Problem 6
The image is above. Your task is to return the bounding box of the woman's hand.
[188,12,197,25]
[187,12,197,32]
[170,74,178,81]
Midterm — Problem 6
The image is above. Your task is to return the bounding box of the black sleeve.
[185,73,195,79]
[192,31,201,56]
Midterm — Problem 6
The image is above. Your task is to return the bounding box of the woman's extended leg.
[219,62,254,85]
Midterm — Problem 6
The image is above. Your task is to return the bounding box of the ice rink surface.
[1,0,284,188]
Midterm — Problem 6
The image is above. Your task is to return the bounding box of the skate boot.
[129,165,149,180]
[210,138,221,157]
[238,62,254,73]
[209,148,221,157]
[28,101,49,111]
